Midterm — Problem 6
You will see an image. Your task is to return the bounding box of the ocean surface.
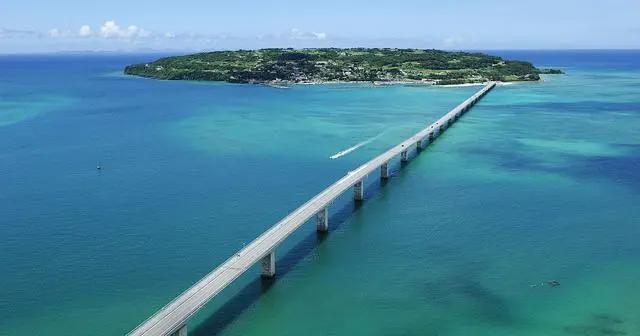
[1,50,639,336]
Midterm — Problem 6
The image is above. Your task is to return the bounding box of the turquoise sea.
[1,50,639,335]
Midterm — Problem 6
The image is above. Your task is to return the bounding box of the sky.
[1,0,639,53]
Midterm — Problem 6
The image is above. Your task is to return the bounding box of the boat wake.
[330,132,385,159]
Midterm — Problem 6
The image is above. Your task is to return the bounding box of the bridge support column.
[316,207,328,232]
[170,325,187,336]
[380,162,390,179]
[261,251,275,278]
[417,138,427,151]
[401,150,408,162]
[354,180,364,201]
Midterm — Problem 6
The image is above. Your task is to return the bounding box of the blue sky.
[1,0,638,53]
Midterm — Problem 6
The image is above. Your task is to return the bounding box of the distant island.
[124,48,563,85]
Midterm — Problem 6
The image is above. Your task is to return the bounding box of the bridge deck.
[129,82,496,336]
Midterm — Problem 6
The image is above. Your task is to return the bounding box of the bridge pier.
[380,162,390,179]
[261,251,275,278]
[354,180,364,201]
[316,207,328,232]
[170,325,187,336]
[401,150,408,162]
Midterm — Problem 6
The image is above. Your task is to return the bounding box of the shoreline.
[124,72,544,88]
[257,79,540,88]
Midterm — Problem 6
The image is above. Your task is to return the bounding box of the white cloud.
[48,28,72,38]
[135,26,151,38]
[99,20,150,39]
[48,28,60,38]
[288,28,328,40]
[164,32,176,39]
[78,25,92,37]
[100,20,120,38]
[313,32,327,40]
[43,21,151,41]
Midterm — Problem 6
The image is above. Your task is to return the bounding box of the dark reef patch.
[458,140,640,193]
[419,261,522,326]
[484,101,640,115]
[563,313,627,336]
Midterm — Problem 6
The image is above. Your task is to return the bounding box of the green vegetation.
[124,48,562,85]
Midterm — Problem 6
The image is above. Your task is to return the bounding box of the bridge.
[128,82,496,336]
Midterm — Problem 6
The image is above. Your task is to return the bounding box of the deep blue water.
[1,50,639,336]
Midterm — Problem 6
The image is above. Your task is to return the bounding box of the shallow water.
[0,51,638,335]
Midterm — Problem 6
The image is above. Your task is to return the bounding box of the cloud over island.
[34,21,328,43]
[46,20,151,40]
[1,20,489,53]
[0,20,337,52]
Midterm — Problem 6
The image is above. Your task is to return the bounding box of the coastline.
[124,71,548,88]
[259,79,534,88]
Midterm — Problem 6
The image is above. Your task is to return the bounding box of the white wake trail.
[330,132,385,159]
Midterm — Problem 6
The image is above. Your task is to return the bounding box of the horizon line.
[2,47,640,56]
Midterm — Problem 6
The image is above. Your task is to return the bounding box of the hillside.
[124,48,562,85]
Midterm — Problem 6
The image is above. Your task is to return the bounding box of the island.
[124,48,563,85]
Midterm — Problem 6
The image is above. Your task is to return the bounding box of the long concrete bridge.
[128,82,496,336]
